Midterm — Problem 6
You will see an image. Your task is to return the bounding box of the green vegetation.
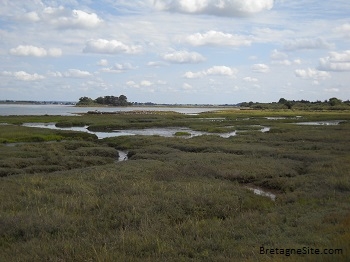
[0,109,349,261]
[240,97,350,110]
[174,131,191,136]
[0,124,97,143]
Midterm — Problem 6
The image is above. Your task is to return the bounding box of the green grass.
[0,125,97,143]
[0,109,349,261]
[174,131,191,136]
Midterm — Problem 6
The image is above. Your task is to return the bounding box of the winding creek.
[22,123,269,139]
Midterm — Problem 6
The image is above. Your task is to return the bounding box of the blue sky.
[1,0,349,104]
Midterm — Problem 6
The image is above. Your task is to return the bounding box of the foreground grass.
[0,110,349,261]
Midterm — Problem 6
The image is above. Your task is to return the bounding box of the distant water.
[0,104,234,116]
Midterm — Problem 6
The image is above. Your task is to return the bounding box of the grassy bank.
[0,110,349,261]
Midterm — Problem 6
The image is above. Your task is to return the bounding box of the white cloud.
[69,10,102,28]
[270,50,292,66]
[2,71,45,81]
[154,0,274,16]
[157,80,167,85]
[252,27,295,43]
[97,59,109,66]
[243,77,258,82]
[183,83,193,90]
[206,66,237,76]
[47,71,63,77]
[270,49,288,60]
[23,11,40,22]
[100,63,135,73]
[10,45,46,57]
[251,64,270,73]
[318,50,350,71]
[147,61,167,67]
[183,71,204,79]
[271,60,292,66]
[141,80,153,87]
[185,30,251,47]
[9,45,62,57]
[335,23,350,38]
[184,66,237,78]
[162,50,205,63]
[64,69,92,78]
[295,68,331,80]
[126,81,139,88]
[283,38,334,51]
[83,39,142,54]
[43,7,103,29]
[47,48,63,57]
[324,88,340,93]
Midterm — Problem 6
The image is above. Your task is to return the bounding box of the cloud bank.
[185,30,252,47]
[162,50,205,63]
[83,39,142,54]
[318,50,350,71]
[10,45,62,57]
[184,66,238,78]
[154,0,274,16]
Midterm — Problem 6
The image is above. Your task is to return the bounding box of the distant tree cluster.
[240,97,349,110]
[77,95,130,106]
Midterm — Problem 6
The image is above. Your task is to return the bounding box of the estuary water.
[0,104,234,116]
[21,123,238,139]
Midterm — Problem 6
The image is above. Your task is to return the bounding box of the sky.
[0,0,349,104]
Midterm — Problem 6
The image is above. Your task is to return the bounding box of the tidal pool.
[247,187,276,201]
[22,123,270,139]
[117,150,128,161]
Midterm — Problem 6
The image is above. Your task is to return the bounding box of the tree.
[285,101,293,109]
[328,97,342,106]
[79,95,130,106]
[118,95,128,106]
[78,96,93,105]
[95,96,105,104]
[278,98,287,104]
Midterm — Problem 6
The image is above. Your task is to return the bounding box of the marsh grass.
[0,141,117,177]
[0,110,349,261]
[0,125,97,143]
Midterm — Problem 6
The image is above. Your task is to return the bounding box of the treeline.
[77,95,130,106]
[240,97,350,110]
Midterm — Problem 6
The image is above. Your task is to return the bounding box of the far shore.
[1,101,239,108]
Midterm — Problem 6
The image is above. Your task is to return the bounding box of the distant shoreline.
[0,101,238,108]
